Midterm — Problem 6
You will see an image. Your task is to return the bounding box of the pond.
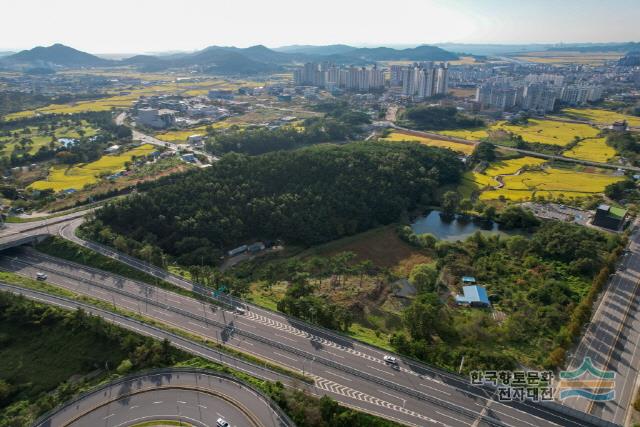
[410,210,512,241]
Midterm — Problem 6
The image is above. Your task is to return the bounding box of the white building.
[137,108,176,129]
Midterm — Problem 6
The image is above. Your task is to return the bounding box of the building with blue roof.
[455,285,490,307]
[462,276,476,284]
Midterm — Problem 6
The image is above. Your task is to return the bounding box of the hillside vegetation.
[83,141,463,266]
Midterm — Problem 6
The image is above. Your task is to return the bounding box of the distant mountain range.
[2,44,112,67]
[0,43,458,74]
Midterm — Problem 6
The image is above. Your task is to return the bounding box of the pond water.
[410,210,511,241]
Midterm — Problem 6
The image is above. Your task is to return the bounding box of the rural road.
[33,369,291,427]
[0,244,614,427]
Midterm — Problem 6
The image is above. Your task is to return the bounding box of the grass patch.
[299,225,431,276]
[0,312,127,403]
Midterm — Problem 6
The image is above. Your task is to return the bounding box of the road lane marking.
[435,411,472,426]
[420,383,451,396]
[324,370,352,382]
[273,351,298,363]
[103,414,115,420]
[129,405,139,410]
[367,365,395,376]
[274,333,297,343]
[187,321,207,329]
[152,401,162,404]
[236,321,256,328]
[377,389,406,404]
[321,349,345,359]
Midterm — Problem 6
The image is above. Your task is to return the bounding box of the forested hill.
[86,141,463,266]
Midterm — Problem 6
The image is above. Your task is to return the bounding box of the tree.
[409,264,439,293]
[506,235,529,257]
[403,292,446,342]
[116,359,133,375]
[441,191,461,216]
[472,142,496,162]
[0,379,11,402]
[459,198,473,213]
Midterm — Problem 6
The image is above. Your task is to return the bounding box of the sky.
[2,0,639,53]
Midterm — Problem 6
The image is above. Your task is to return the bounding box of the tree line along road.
[0,237,616,427]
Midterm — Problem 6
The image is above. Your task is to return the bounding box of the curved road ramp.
[32,368,294,427]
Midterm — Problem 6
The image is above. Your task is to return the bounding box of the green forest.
[83,141,463,266]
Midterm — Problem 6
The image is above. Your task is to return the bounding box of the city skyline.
[2,0,640,53]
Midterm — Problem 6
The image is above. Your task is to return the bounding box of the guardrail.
[0,261,515,427]
[31,367,295,427]
[0,283,293,387]
[58,232,619,427]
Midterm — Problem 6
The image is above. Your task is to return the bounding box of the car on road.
[235,306,246,315]
[383,355,398,365]
[216,418,229,427]
[36,272,47,281]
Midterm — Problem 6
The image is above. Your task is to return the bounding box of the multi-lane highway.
[33,368,292,427]
[562,224,640,425]
[0,246,612,427]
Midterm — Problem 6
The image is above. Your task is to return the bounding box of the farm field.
[561,108,640,127]
[3,78,258,120]
[29,144,155,191]
[155,126,210,143]
[483,156,547,176]
[0,121,98,157]
[479,167,624,201]
[511,51,623,65]
[463,156,547,192]
[562,137,616,163]
[491,119,600,146]
[437,128,489,141]
[382,131,476,155]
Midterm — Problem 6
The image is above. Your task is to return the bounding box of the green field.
[0,121,98,158]
[29,144,155,191]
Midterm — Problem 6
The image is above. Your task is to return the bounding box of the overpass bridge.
[0,210,89,251]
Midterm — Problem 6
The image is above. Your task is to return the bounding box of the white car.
[383,355,398,364]
[216,418,229,427]
[235,306,246,315]
[36,272,48,281]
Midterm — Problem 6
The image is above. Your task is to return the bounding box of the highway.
[562,224,640,425]
[0,246,612,427]
[32,367,291,427]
